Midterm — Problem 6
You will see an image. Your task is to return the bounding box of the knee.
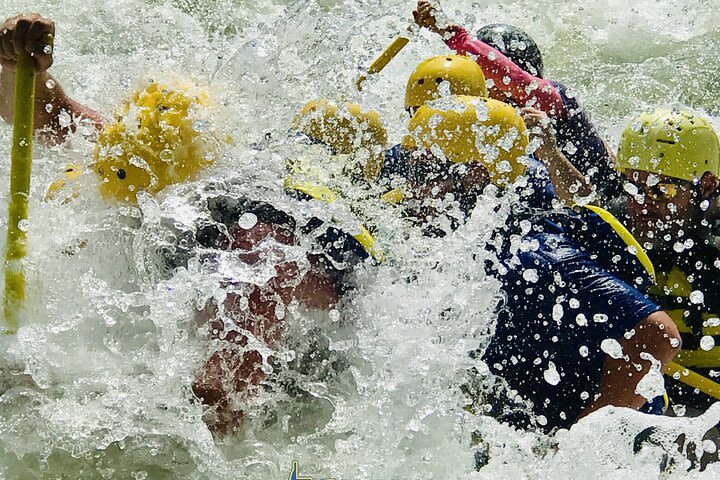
[632,311,681,364]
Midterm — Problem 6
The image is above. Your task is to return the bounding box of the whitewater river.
[0,0,719,478]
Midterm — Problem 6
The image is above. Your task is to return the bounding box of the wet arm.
[445,26,566,117]
[0,67,103,144]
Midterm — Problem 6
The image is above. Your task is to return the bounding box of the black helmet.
[476,24,544,78]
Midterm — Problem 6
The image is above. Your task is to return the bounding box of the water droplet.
[237,213,258,230]
[45,79,56,89]
[690,290,704,305]
[624,182,639,196]
[703,440,717,454]
[672,404,686,416]
[563,141,577,155]
[522,269,538,283]
[601,339,623,359]
[635,368,666,400]
[192,120,210,132]
[700,336,715,351]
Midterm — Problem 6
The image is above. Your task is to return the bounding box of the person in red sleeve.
[413,1,622,202]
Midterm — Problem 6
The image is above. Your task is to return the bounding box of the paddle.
[356,36,410,91]
[3,35,52,334]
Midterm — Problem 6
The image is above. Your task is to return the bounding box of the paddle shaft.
[4,52,36,334]
[356,36,409,91]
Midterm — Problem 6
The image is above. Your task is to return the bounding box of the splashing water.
[1,0,720,478]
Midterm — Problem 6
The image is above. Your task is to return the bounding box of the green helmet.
[617,109,720,182]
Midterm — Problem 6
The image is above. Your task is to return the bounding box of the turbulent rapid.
[0,0,719,479]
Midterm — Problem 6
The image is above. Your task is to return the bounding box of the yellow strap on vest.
[665,362,720,401]
[582,205,656,283]
[284,176,384,262]
[380,188,406,205]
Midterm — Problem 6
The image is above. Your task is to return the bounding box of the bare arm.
[0,13,103,145]
[521,107,593,205]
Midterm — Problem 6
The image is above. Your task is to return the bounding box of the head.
[405,55,488,114]
[402,95,529,222]
[201,191,377,303]
[292,99,388,181]
[616,109,720,251]
[93,80,222,204]
[477,24,543,78]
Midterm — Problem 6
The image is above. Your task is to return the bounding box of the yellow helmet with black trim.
[403,95,529,187]
[292,99,388,181]
[405,55,488,109]
[617,109,720,182]
[93,80,221,204]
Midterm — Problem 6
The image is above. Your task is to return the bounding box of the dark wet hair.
[198,193,369,295]
[477,24,544,78]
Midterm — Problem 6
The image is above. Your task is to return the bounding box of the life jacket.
[647,241,720,370]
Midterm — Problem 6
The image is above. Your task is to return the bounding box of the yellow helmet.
[93,80,220,204]
[617,109,720,182]
[292,99,388,181]
[45,163,83,204]
[403,96,529,187]
[405,55,488,109]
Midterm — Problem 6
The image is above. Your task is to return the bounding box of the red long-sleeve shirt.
[445,26,566,117]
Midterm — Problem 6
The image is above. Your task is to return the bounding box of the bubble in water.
[329,309,340,322]
[576,314,588,326]
[522,269,539,283]
[543,362,560,386]
[673,242,685,253]
[45,79,56,89]
[690,290,704,304]
[45,103,53,113]
[700,336,715,351]
[43,44,52,55]
[593,313,608,323]
[580,391,589,400]
[569,298,580,309]
[600,338,624,359]
[237,213,258,230]
[579,345,589,357]
[17,219,29,232]
[670,338,681,348]
[552,304,564,322]
[701,199,710,211]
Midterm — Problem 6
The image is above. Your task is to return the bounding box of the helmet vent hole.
[418,79,425,85]
[435,77,444,84]
[656,139,676,145]
[446,57,453,61]
[117,169,127,180]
